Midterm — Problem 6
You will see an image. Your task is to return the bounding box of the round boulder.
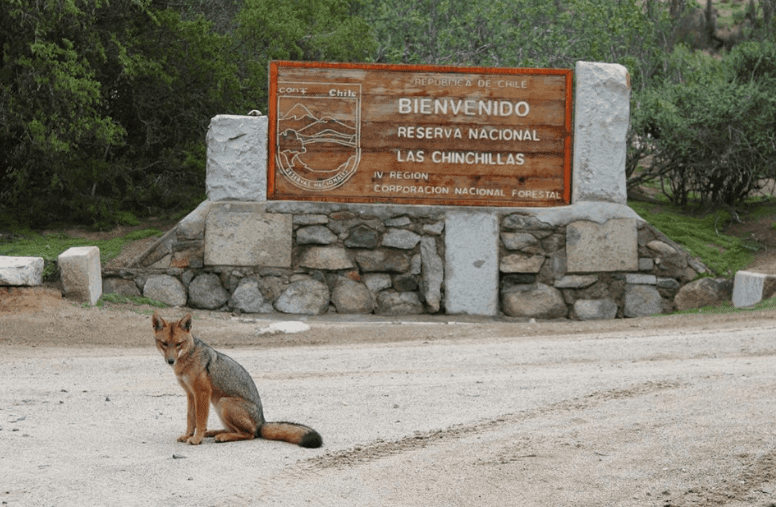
[331,279,375,314]
[274,279,330,315]
[188,273,230,310]
[501,283,567,319]
[143,275,187,307]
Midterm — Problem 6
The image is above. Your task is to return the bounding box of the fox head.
[152,311,194,366]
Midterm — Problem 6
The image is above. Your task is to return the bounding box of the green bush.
[629,41,776,207]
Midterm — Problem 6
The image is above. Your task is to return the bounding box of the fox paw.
[186,435,203,445]
[177,434,193,443]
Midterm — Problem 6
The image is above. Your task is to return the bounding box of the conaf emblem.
[275,82,361,191]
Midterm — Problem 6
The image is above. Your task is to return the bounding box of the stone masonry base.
[102,200,710,320]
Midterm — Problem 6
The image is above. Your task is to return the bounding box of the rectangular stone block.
[732,270,776,308]
[0,256,44,286]
[58,246,102,305]
[206,115,267,202]
[566,219,637,273]
[444,211,499,316]
[204,203,292,267]
[572,61,630,204]
[625,273,657,285]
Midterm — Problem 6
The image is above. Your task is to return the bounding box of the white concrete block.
[0,256,44,286]
[206,115,267,202]
[572,61,630,204]
[58,246,102,305]
[732,270,776,308]
[444,211,499,316]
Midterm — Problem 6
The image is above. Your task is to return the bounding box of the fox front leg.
[177,387,197,443]
[185,383,211,445]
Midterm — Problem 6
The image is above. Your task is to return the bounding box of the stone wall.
[103,200,710,320]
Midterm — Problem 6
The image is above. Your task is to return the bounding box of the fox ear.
[180,313,193,332]
[152,311,165,331]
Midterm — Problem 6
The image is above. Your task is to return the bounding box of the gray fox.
[152,311,322,447]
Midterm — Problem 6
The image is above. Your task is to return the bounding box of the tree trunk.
[670,0,687,19]
[705,0,717,46]
[764,0,774,27]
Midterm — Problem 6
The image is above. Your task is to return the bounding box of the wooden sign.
[268,61,572,207]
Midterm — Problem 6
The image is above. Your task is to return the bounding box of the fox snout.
[161,346,181,366]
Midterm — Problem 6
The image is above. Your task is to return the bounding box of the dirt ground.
[3,212,776,507]
[3,286,776,507]
[0,283,774,349]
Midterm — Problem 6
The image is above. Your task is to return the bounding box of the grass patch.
[0,228,162,263]
[96,293,168,308]
[671,296,776,316]
[742,196,776,221]
[0,228,163,281]
[629,201,757,277]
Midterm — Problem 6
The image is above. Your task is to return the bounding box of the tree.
[629,42,776,207]
[0,0,241,227]
[233,0,377,114]
[361,0,673,91]
[0,0,377,228]
[1,0,127,225]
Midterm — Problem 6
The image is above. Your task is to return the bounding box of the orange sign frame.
[268,61,572,207]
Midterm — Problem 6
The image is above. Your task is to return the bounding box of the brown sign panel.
[268,61,572,207]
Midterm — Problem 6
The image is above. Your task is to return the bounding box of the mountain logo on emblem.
[275,84,361,191]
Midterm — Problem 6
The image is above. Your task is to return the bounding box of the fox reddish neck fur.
[152,311,322,448]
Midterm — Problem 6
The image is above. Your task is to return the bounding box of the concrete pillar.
[572,61,631,204]
[58,246,102,305]
[444,211,499,316]
[206,115,268,202]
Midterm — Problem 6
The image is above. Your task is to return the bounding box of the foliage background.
[1,0,774,229]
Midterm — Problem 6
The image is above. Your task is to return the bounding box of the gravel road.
[2,289,776,506]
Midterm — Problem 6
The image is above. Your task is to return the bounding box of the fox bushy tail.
[260,422,323,448]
